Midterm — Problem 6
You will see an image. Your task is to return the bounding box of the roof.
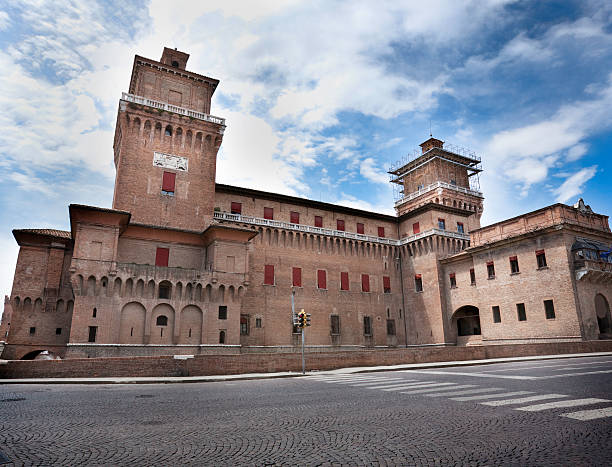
[12,229,71,239]
[572,237,611,251]
[215,183,397,222]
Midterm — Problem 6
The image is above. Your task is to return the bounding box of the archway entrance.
[595,294,611,335]
[453,306,481,337]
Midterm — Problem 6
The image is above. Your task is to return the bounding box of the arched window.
[165,126,172,137]
[156,315,168,326]
[219,330,226,344]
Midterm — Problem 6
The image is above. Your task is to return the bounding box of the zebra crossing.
[308,373,612,421]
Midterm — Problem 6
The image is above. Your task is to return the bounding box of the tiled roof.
[14,229,72,239]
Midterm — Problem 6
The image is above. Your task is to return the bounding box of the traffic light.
[297,310,306,328]
[306,313,311,327]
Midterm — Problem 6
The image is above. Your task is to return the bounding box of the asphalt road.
[1,355,611,466]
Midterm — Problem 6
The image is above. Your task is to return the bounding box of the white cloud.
[554,166,598,203]
[360,158,389,185]
[566,143,589,162]
[0,11,9,30]
[334,193,395,216]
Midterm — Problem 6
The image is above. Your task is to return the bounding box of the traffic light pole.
[301,327,305,375]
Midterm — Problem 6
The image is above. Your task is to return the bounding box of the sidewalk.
[1,351,611,385]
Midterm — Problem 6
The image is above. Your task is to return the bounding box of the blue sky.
[1,0,611,299]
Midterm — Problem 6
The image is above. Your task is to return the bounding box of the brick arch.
[195,132,203,152]
[195,283,203,301]
[100,276,109,297]
[23,297,32,313]
[119,301,146,344]
[204,284,212,302]
[228,285,235,302]
[150,303,175,344]
[132,117,141,134]
[217,284,225,303]
[12,296,20,308]
[185,129,193,148]
[66,300,74,314]
[123,278,133,298]
[146,279,155,299]
[452,305,481,337]
[175,282,183,301]
[205,134,212,148]
[178,305,202,344]
[113,277,122,297]
[154,122,162,141]
[595,293,611,334]
[135,279,145,297]
[56,299,65,313]
[175,127,183,148]
[34,298,43,313]
[185,282,193,301]
[143,120,152,143]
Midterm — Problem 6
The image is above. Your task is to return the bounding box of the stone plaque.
[153,152,188,172]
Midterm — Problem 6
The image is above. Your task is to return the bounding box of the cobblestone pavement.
[1,356,611,466]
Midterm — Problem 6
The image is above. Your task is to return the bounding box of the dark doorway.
[454,306,481,336]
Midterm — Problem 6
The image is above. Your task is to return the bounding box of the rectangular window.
[386,319,396,336]
[377,226,385,238]
[492,306,501,323]
[263,207,274,220]
[470,268,476,285]
[317,269,327,289]
[290,211,300,224]
[292,267,302,287]
[158,284,170,299]
[88,326,97,343]
[449,273,457,288]
[314,215,323,227]
[230,202,242,214]
[415,274,423,292]
[161,171,176,195]
[330,315,340,335]
[363,316,372,336]
[240,315,249,335]
[155,247,169,267]
[357,222,365,234]
[361,274,370,292]
[255,318,262,328]
[544,300,556,319]
[517,303,527,321]
[413,222,420,234]
[264,265,275,285]
[487,261,495,279]
[56,328,62,335]
[457,222,464,234]
[340,272,349,291]
[336,219,345,231]
[383,276,391,293]
[509,256,519,274]
[218,305,227,320]
[29,327,36,335]
[536,250,547,268]
[438,218,446,230]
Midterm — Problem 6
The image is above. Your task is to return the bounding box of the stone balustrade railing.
[395,181,483,207]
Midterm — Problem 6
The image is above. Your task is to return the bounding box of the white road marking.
[516,398,609,412]
[560,407,612,421]
[356,381,431,390]
[451,391,534,402]
[405,370,536,380]
[379,382,456,392]
[398,384,475,395]
[341,378,405,385]
[537,369,612,379]
[482,394,567,406]
[481,360,612,373]
[425,387,504,397]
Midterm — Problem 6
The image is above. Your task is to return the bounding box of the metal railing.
[388,143,481,174]
[394,181,483,207]
[121,93,226,128]
[213,212,471,246]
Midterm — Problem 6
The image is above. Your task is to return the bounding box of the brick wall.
[2,341,612,379]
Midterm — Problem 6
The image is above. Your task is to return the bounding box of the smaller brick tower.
[112,47,226,231]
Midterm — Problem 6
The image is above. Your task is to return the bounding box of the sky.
[0,0,611,300]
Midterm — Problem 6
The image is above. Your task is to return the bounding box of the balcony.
[121,93,226,130]
[395,181,483,208]
[575,259,612,283]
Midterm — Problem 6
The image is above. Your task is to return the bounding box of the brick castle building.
[1,48,611,361]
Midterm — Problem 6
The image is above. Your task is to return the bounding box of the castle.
[1,48,611,361]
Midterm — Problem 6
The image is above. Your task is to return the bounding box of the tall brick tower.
[112,47,226,231]
[389,137,483,344]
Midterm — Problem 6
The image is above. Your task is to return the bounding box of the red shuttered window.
[383,276,391,293]
[361,274,370,292]
[317,269,327,289]
[356,223,365,234]
[413,222,420,234]
[378,226,385,238]
[231,202,242,214]
[290,211,300,224]
[340,272,349,291]
[264,207,274,220]
[162,172,175,194]
[264,265,275,285]
[292,267,302,287]
[314,216,323,227]
[155,247,169,267]
[336,219,345,231]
